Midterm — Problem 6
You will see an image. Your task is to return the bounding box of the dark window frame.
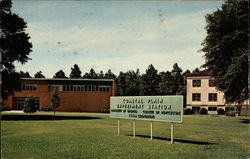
[192,93,201,101]
[208,93,217,102]
[209,79,215,87]
[192,80,201,87]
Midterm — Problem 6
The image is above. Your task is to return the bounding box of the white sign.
[110,96,183,123]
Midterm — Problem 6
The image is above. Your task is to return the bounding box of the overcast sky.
[13,1,223,78]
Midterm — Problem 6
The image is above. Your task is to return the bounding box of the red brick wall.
[4,82,115,112]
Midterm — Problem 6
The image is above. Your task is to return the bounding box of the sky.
[12,0,224,78]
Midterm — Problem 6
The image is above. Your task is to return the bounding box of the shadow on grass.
[240,119,249,124]
[127,134,216,145]
[1,114,102,121]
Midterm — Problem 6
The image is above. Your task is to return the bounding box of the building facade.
[186,70,238,114]
[3,78,116,112]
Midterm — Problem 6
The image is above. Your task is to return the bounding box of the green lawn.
[1,111,249,159]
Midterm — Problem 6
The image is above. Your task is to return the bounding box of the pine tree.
[69,64,82,78]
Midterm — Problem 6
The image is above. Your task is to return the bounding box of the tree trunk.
[237,103,242,116]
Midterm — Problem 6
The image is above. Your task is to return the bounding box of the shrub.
[0,106,11,111]
[41,107,51,111]
[23,96,38,113]
[50,91,60,114]
[184,108,194,115]
[101,109,110,113]
[199,108,208,115]
[217,108,225,115]
[226,111,236,116]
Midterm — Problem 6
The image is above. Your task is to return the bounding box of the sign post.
[150,121,153,140]
[171,123,174,144]
[133,120,136,138]
[117,119,120,136]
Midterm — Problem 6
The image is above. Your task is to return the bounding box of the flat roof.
[20,78,115,85]
[21,78,114,82]
[187,70,212,77]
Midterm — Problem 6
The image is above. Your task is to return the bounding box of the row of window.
[22,84,37,91]
[48,85,110,92]
[14,97,40,110]
[21,84,111,92]
[192,93,217,102]
[192,79,215,87]
[192,106,235,112]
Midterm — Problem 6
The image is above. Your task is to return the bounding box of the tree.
[99,71,104,79]
[117,69,141,96]
[50,90,60,114]
[19,71,31,78]
[53,70,67,78]
[23,96,38,113]
[104,69,117,80]
[192,68,200,73]
[140,64,159,95]
[171,63,184,95]
[201,0,248,115]
[34,71,45,78]
[69,64,81,78]
[0,0,32,99]
[117,72,127,96]
[125,69,141,96]
[84,68,98,79]
[158,71,175,95]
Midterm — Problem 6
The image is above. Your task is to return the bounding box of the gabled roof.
[188,69,213,77]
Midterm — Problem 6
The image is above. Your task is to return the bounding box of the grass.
[1,111,250,159]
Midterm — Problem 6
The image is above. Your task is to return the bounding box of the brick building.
[3,78,116,112]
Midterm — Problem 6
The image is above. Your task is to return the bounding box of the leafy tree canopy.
[0,0,32,99]
[192,68,200,73]
[201,0,248,104]
[34,71,45,78]
[104,69,117,80]
[19,71,31,78]
[50,90,60,114]
[53,70,67,78]
[84,68,98,79]
[141,64,159,95]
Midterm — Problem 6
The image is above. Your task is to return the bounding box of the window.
[192,107,200,113]
[208,93,217,101]
[22,84,37,91]
[192,93,201,101]
[73,86,77,91]
[208,107,217,111]
[81,86,85,91]
[87,85,92,91]
[14,97,39,110]
[209,79,215,87]
[192,80,201,87]
[48,85,60,91]
[98,86,110,92]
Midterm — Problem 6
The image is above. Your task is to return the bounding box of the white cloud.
[17,8,212,77]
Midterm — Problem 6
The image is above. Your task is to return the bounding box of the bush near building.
[199,108,208,115]
[184,108,194,115]
[23,96,38,113]
[217,108,225,115]
[226,111,237,117]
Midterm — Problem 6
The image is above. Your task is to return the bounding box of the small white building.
[186,70,236,114]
